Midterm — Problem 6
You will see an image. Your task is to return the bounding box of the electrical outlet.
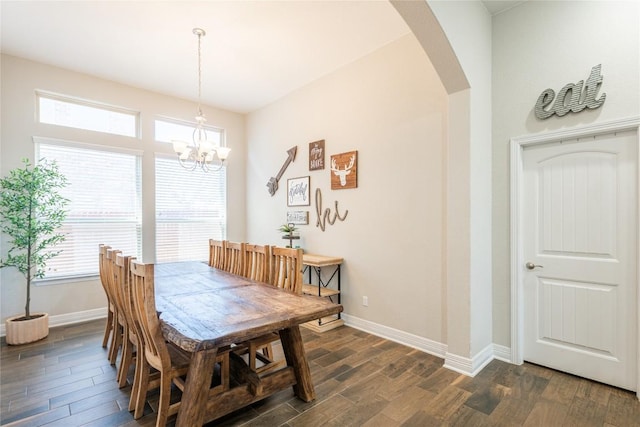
[363,296,368,306]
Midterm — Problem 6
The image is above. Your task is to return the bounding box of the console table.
[301,253,344,332]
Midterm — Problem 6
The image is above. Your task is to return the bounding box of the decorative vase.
[5,312,49,345]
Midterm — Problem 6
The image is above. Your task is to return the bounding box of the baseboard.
[342,314,519,376]
[444,343,494,377]
[342,313,448,358]
[492,343,512,363]
[1,308,515,376]
[0,307,107,337]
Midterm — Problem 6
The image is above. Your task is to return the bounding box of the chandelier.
[172,28,230,172]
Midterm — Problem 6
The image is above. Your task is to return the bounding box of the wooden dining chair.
[129,260,231,426]
[116,253,148,413]
[113,253,137,389]
[243,244,270,282]
[129,260,189,425]
[98,244,115,351]
[209,239,226,269]
[105,248,124,366]
[270,246,304,294]
[239,246,304,374]
[224,241,245,276]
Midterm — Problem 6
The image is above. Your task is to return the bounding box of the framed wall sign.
[309,139,325,171]
[287,176,310,206]
[330,150,357,189]
[287,211,309,225]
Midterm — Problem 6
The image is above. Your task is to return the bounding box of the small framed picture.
[287,176,310,206]
[330,150,357,189]
[309,139,325,171]
[287,211,309,225]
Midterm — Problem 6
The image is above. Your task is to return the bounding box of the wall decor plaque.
[287,176,310,206]
[309,140,325,171]
[267,146,297,196]
[287,211,309,225]
[330,150,357,189]
[315,188,348,232]
[535,64,606,120]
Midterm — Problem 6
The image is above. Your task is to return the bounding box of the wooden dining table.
[154,261,343,426]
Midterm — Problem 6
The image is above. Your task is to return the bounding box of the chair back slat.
[270,246,303,294]
[99,244,112,300]
[244,244,270,282]
[105,248,122,310]
[209,239,226,269]
[130,260,170,370]
[115,254,136,334]
[224,241,245,276]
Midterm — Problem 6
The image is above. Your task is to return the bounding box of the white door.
[522,130,637,391]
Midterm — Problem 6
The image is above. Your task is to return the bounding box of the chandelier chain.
[197,29,203,116]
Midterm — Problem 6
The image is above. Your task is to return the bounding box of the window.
[155,156,226,262]
[155,118,223,146]
[36,139,142,279]
[37,91,138,137]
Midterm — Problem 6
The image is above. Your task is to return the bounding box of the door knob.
[525,262,543,270]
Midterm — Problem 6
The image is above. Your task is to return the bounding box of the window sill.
[34,274,100,286]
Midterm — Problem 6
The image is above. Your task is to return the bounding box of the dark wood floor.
[1,319,639,426]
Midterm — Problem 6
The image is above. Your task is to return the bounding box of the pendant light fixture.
[172,28,230,172]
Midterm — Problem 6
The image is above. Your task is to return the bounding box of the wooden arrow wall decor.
[267,146,297,196]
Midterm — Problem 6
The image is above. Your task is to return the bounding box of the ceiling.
[1,1,524,114]
[481,0,528,16]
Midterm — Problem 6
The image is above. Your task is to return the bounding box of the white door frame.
[510,116,640,398]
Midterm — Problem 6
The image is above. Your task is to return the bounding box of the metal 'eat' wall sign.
[534,64,606,120]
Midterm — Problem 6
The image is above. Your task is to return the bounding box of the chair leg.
[109,323,123,366]
[133,361,150,419]
[220,352,230,391]
[155,372,172,427]
[118,332,133,388]
[263,343,275,360]
[129,345,145,412]
[249,345,257,370]
[102,309,113,348]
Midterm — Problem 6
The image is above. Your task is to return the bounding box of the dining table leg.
[279,325,315,402]
[175,347,218,427]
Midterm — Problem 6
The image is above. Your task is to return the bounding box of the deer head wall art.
[330,151,357,190]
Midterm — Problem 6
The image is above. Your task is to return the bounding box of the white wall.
[246,34,449,342]
[0,54,246,323]
[426,0,493,363]
[491,1,640,347]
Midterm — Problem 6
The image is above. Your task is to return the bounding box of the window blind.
[37,142,142,279]
[155,156,227,262]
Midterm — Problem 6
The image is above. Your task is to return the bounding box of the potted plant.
[0,158,68,345]
[278,223,299,248]
[278,223,297,237]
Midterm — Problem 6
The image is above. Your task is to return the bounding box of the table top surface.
[302,253,343,267]
[155,262,343,353]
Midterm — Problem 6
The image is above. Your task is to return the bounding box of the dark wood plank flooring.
[1,319,639,426]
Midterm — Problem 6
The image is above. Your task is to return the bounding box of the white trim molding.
[1,307,107,337]
[444,344,494,377]
[344,314,518,377]
[510,116,640,398]
[342,313,447,358]
[32,136,144,156]
[492,344,512,363]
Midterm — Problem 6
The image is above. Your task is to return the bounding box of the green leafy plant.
[0,158,69,320]
[278,223,297,234]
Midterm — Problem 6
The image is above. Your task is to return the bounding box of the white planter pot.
[5,313,49,345]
